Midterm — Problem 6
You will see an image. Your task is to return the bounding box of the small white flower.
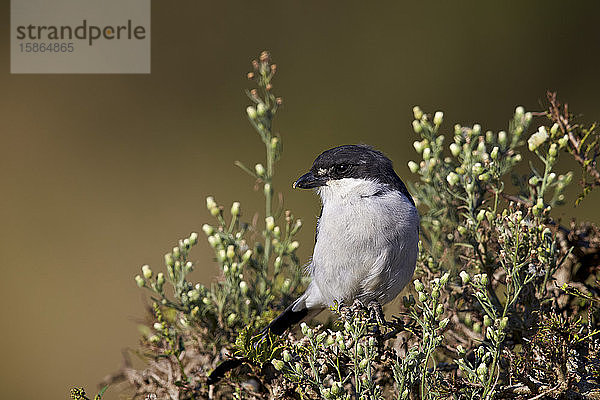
[446,172,459,186]
[141,265,152,279]
[408,161,419,173]
[528,126,549,151]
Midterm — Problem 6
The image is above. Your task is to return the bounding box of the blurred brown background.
[1,1,600,399]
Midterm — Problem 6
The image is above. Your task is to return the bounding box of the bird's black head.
[293,144,414,204]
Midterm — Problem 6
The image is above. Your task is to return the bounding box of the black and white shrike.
[208,144,419,383]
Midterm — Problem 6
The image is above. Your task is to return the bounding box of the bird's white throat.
[316,178,383,203]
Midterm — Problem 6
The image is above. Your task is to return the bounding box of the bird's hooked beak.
[293,171,327,189]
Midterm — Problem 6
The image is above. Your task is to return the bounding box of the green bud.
[477,209,486,222]
[206,196,217,210]
[472,163,484,175]
[265,216,275,231]
[422,147,431,161]
[549,143,558,157]
[135,275,145,287]
[256,102,267,116]
[412,106,423,120]
[450,142,461,157]
[156,272,165,287]
[325,335,335,346]
[433,111,444,126]
[490,146,499,160]
[480,273,488,286]
[413,140,424,154]
[460,271,470,285]
[515,106,524,117]
[246,106,257,119]
[264,183,272,197]
[141,265,152,279]
[457,226,467,235]
[412,120,423,134]
[414,279,424,292]
[439,318,449,330]
[164,253,174,267]
[230,201,241,217]
[500,317,508,330]
[359,358,369,370]
[436,304,444,315]
[239,281,248,295]
[550,122,559,135]
[331,382,342,396]
[472,124,481,135]
[227,313,237,325]
[454,124,462,135]
[558,135,568,148]
[456,345,466,356]
[226,245,235,260]
[242,249,252,262]
[473,322,482,334]
[301,322,310,336]
[418,292,427,303]
[478,173,490,181]
[207,236,219,248]
[255,163,266,177]
[202,224,214,237]
[498,130,507,146]
[283,349,292,362]
[483,315,493,327]
[344,321,352,332]
[210,205,220,217]
[446,172,459,186]
[440,272,450,286]
[287,241,300,252]
[477,140,486,154]
[408,161,419,173]
[357,343,365,357]
[477,362,488,378]
[272,359,284,371]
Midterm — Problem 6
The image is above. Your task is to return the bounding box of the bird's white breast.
[304,178,419,309]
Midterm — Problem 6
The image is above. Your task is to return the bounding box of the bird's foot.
[367,301,387,327]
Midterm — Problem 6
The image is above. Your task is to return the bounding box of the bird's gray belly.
[310,201,417,307]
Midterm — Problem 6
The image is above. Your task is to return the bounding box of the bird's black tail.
[207,301,314,384]
[259,300,310,336]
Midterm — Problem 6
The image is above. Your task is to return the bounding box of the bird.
[208,144,419,384]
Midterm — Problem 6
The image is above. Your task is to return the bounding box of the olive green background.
[1,1,600,399]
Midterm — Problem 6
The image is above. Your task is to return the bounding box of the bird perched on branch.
[208,144,419,384]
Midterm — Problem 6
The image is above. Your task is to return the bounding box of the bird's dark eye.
[335,164,349,174]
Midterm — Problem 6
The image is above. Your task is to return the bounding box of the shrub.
[95,52,600,400]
